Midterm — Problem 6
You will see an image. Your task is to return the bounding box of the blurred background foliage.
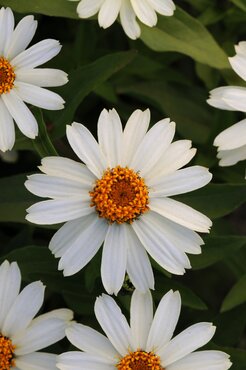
[0,0,245,368]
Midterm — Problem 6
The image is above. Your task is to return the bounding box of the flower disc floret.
[117,350,163,370]
[0,57,15,95]
[90,166,149,224]
[0,335,15,370]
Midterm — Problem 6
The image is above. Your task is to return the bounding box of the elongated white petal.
[0,261,21,328]
[147,290,181,352]
[120,0,141,40]
[16,68,68,87]
[147,0,175,16]
[95,294,132,356]
[149,166,212,197]
[11,39,62,69]
[214,119,246,150]
[15,81,65,110]
[101,224,128,295]
[66,122,107,178]
[150,197,212,233]
[98,109,123,167]
[15,352,57,370]
[2,281,45,337]
[130,290,153,350]
[32,308,73,324]
[98,0,121,28]
[0,97,15,151]
[217,144,246,166]
[131,0,157,26]
[57,352,115,370]
[207,86,246,112]
[0,7,14,55]
[126,225,155,292]
[2,90,38,139]
[229,52,246,81]
[6,16,37,60]
[167,350,232,370]
[26,198,92,225]
[65,322,118,361]
[77,0,104,18]
[158,323,216,366]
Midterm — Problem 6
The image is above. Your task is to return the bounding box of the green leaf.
[231,0,246,12]
[140,7,229,69]
[175,184,246,219]
[52,50,137,138]
[190,236,246,270]
[0,0,78,18]
[221,274,246,312]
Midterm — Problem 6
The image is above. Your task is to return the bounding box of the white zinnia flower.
[0,7,68,152]
[25,108,212,295]
[70,0,175,40]
[207,41,246,169]
[0,260,73,370]
[57,289,232,370]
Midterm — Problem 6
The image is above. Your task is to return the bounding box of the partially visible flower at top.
[207,41,246,171]
[57,289,232,370]
[0,7,68,153]
[25,108,212,295]
[0,260,73,370]
[70,0,176,40]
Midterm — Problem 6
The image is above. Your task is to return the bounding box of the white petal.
[39,156,96,185]
[14,318,68,355]
[6,16,37,60]
[147,290,181,352]
[158,323,216,367]
[77,0,104,18]
[214,119,246,150]
[66,122,107,178]
[130,119,175,176]
[217,144,246,166]
[16,352,57,370]
[57,215,108,276]
[130,289,153,350]
[2,281,45,338]
[16,68,68,87]
[167,350,232,370]
[0,261,21,328]
[95,294,132,356]
[33,308,73,324]
[147,0,175,16]
[57,352,115,370]
[15,81,65,110]
[131,0,157,26]
[149,166,212,197]
[229,52,246,82]
[98,0,121,28]
[121,109,150,166]
[65,322,118,361]
[0,7,14,55]
[0,97,15,151]
[1,90,38,139]
[132,211,191,275]
[11,39,62,69]
[98,109,123,167]
[126,225,155,292]
[25,174,89,199]
[120,0,141,40]
[101,224,128,295]
[207,86,246,112]
[26,198,92,225]
[150,198,212,233]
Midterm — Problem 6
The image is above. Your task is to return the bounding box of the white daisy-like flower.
[70,0,175,40]
[0,7,68,152]
[57,289,232,370]
[25,108,212,295]
[207,41,246,169]
[0,260,73,370]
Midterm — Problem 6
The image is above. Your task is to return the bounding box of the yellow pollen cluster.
[0,57,15,95]
[90,166,149,224]
[0,334,15,370]
[117,350,164,370]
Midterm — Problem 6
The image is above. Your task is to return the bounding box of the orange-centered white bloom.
[70,0,176,40]
[0,7,68,152]
[57,290,232,370]
[25,108,212,295]
[0,260,73,370]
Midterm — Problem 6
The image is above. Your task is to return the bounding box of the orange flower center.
[90,166,149,224]
[117,350,164,370]
[0,334,15,370]
[0,57,15,95]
